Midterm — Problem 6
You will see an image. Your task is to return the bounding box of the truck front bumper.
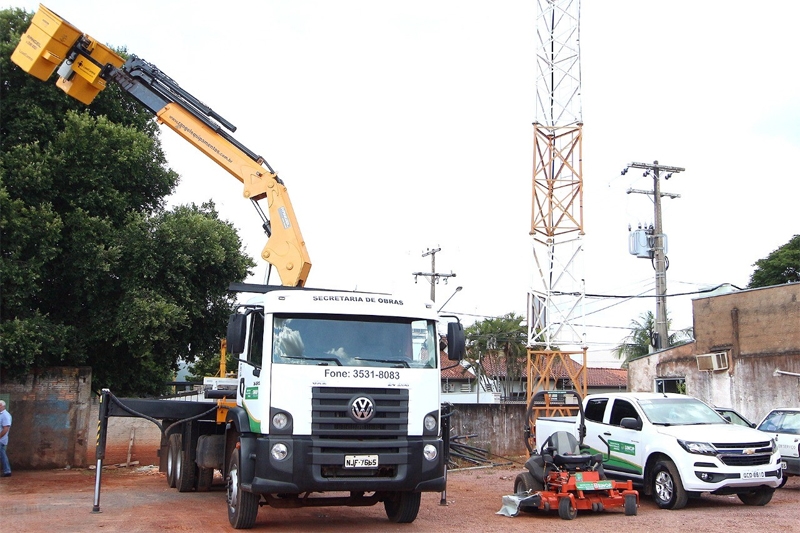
[241,435,446,495]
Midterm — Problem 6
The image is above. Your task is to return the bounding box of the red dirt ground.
[3,462,799,532]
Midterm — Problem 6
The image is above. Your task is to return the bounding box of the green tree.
[0,8,255,395]
[465,313,528,400]
[612,310,693,368]
[748,235,800,288]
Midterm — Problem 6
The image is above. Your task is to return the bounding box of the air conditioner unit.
[442,382,455,393]
[696,352,728,371]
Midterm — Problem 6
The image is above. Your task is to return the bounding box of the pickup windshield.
[271,314,437,369]
[638,397,727,425]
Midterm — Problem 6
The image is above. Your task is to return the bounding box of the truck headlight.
[272,412,289,430]
[678,439,717,455]
[271,443,289,461]
[424,415,437,432]
[423,444,438,461]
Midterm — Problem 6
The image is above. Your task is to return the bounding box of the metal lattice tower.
[526,0,587,448]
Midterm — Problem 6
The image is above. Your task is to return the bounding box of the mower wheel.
[514,472,544,494]
[624,494,638,516]
[558,497,577,520]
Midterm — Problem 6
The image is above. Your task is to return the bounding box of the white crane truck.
[11,5,466,529]
[534,392,783,510]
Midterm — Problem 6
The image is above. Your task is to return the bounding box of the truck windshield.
[638,397,727,425]
[271,314,437,369]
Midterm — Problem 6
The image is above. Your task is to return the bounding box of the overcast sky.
[8,1,800,366]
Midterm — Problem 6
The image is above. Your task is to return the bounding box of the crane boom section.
[10,5,311,287]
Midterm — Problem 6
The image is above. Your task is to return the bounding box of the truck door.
[238,310,267,433]
[598,398,645,478]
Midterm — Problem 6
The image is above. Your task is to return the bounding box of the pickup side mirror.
[446,321,466,361]
[620,417,642,431]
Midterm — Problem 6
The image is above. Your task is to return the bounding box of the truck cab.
[220,286,464,528]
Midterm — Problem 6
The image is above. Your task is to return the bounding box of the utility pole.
[412,246,456,302]
[625,160,684,350]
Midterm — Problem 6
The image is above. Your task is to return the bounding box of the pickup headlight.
[678,439,717,455]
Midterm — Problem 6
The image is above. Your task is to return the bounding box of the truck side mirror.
[226,314,247,355]
[446,322,466,361]
[620,417,642,431]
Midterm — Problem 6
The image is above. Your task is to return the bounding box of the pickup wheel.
[778,475,789,489]
[166,434,180,488]
[651,459,688,509]
[227,446,259,529]
[384,491,421,523]
[737,487,774,506]
[558,496,577,520]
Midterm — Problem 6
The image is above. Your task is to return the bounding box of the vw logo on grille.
[350,396,375,421]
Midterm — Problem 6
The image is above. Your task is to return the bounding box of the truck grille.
[713,440,774,467]
[311,387,409,438]
[311,387,410,478]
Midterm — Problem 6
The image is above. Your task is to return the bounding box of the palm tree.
[613,311,693,368]
[465,313,528,399]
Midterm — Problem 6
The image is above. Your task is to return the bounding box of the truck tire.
[227,447,259,529]
[624,494,638,516]
[737,487,774,506]
[651,459,688,509]
[166,434,180,488]
[558,496,577,520]
[176,436,197,493]
[197,467,214,492]
[384,491,421,523]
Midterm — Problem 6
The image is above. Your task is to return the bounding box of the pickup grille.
[713,440,774,467]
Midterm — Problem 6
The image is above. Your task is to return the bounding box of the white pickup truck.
[756,407,800,488]
[535,392,783,509]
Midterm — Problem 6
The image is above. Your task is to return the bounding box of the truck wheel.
[624,494,638,516]
[514,472,544,494]
[166,434,180,488]
[558,496,577,520]
[197,467,214,492]
[737,487,774,506]
[227,447,259,529]
[384,491,421,523]
[176,436,197,493]
[651,459,688,509]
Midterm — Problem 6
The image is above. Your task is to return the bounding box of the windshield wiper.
[353,357,409,368]
[281,354,343,366]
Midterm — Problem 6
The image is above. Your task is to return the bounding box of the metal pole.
[92,389,111,513]
[652,161,669,350]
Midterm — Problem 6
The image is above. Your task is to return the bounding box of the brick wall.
[0,367,93,469]
[628,284,800,423]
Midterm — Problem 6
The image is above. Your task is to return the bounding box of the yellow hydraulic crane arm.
[11,4,311,287]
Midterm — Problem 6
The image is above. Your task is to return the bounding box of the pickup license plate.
[741,470,765,479]
[781,461,787,470]
[344,455,378,468]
